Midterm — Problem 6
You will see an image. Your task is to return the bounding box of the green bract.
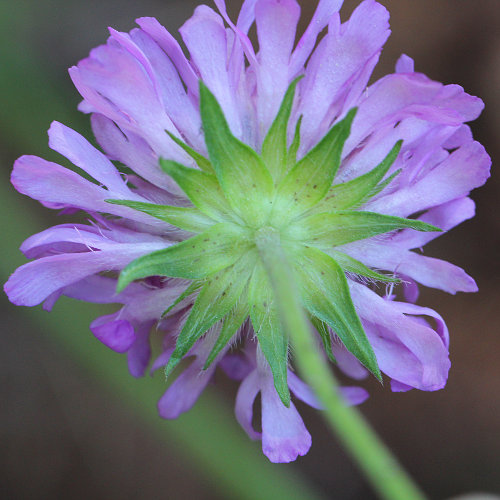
[107,81,441,407]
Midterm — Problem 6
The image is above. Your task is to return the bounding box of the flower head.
[5,0,490,462]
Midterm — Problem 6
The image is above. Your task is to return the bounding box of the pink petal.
[346,73,484,155]
[220,353,253,381]
[289,0,343,76]
[48,122,129,194]
[257,354,311,463]
[20,224,101,259]
[390,380,414,392]
[260,369,311,463]
[339,387,370,405]
[350,283,450,391]
[393,251,478,294]
[20,222,166,257]
[157,328,229,419]
[392,197,476,249]
[213,0,257,65]
[158,359,215,419]
[136,17,199,97]
[116,28,205,152]
[127,321,154,377]
[388,301,450,348]
[150,348,174,374]
[254,0,301,131]
[60,275,126,304]
[4,241,165,306]
[288,371,322,409]
[367,141,490,217]
[11,155,161,225]
[299,0,390,149]
[331,342,369,380]
[402,276,420,304]
[342,240,478,294]
[70,40,188,162]
[235,369,262,440]
[395,54,415,74]
[90,313,136,353]
[90,114,181,194]
[236,0,258,32]
[180,6,242,137]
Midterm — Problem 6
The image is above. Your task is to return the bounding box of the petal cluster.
[4,0,490,462]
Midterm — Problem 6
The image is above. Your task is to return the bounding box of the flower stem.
[255,227,427,500]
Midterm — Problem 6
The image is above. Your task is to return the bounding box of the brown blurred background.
[1,1,499,499]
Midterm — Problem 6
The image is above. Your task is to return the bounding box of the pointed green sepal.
[105,199,215,233]
[261,77,303,181]
[328,250,400,283]
[116,222,251,292]
[286,210,441,248]
[315,140,403,212]
[203,290,250,370]
[199,81,274,227]
[159,159,234,222]
[271,108,357,224]
[287,115,302,171]
[165,130,215,174]
[164,253,256,378]
[368,168,401,200]
[289,245,381,381]
[161,280,204,318]
[248,264,290,407]
[310,316,337,363]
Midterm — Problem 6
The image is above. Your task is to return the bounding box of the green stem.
[255,227,427,500]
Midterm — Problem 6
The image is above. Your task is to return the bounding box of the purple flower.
[4,0,490,463]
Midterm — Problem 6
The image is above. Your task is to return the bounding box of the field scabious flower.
[5,0,490,463]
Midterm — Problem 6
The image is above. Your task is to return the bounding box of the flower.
[4,0,490,463]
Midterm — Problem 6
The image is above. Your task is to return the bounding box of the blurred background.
[1,1,499,499]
